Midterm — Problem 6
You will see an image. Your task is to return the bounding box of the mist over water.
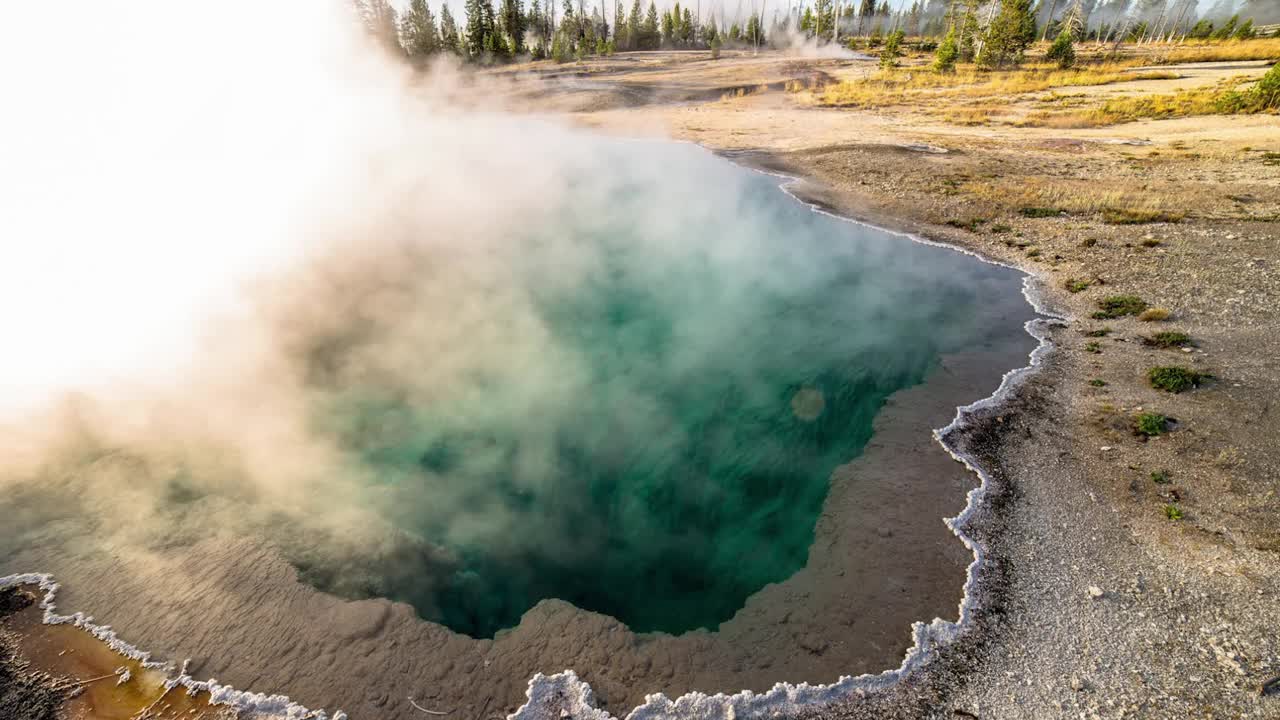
[0,0,1029,646]
[260,142,1021,638]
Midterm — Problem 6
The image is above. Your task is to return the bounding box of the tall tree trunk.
[974,0,1000,61]
[1041,0,1060,40]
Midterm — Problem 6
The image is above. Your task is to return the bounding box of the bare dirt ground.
[486,47,1280,718]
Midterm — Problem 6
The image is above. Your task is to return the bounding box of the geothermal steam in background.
[0,0,1012,638]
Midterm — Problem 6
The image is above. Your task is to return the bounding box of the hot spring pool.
[289,141,1030,639]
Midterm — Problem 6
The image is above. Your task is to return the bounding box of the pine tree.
[441,4,463,53]
[357,0,404,54]
[814,0,834,38]
[562,0,579,42]
[879,28,904,66]
[1211,13,1238,38]
[627,0,643,48]
[465,0,498,58]
[597,2,610,44]
[614,1,627,45]
[1046,28,1075,67]
[934,25,959,70]
[499,0,526,54]
[958,0,979,61]
[643,1,660,47]
[908,1,922,35]
[401,0,442,58]
[858,0,876,34]
[746,11,766,46]
[527,0,547,50]
[978,0,1035,69]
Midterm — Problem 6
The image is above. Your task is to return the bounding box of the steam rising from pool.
[0,0,1023,641]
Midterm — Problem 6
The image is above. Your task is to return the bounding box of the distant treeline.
[351,0,1277,64]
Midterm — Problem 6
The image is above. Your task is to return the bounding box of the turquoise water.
[296,141,1027,639]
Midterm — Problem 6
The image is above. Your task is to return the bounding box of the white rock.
[1088,586,1105,599]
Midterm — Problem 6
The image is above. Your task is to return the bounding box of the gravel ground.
[759,134,1280,719]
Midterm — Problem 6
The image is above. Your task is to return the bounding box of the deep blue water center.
[308,142,1025,639]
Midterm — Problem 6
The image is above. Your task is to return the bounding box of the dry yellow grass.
[1023,65,1278,127]
[942,106,996,125]
[961,177,1193,223]
[812,63,1178,108]
[1150,38,1280,65]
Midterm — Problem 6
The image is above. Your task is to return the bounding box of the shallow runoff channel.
[0,140,1043,719]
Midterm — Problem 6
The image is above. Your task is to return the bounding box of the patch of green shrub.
[1151,469,1171,484]
[1046,29,1075,69]
[1089,378,1108,387]
[1020,206,1063,218]
[1064,278,1091,293]
[1085,327,1112,337]
[1101,208,1184,225]
[1148,366,1204,393]
[1093,295,1148,319]
[1085,341,1102,354]
[1163,504,1183,520]
[946,217,987,232]
[1145,331,1191,348]
[1134,412,1167,437]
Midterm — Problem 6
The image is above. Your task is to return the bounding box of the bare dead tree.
[1041,0,1062,40]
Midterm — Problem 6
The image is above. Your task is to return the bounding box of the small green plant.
[1046,29,1076,69]
[1020,206,1063,218]
[934,26,959,73]
[1085,327,1112,337]
[1064,278,1091,293]
[1026,247,1042,257]
[1085,341,1103,354]
[1089,378,1108,387]
[1134,412,1167,437]
[1145,331,1191,348]
[1163,504,1183,520]
[1080,237,1098,248]
[1093,295,1148,319]
[1151,469,1171,484]
[945,217,987,232]
[1138,307,1171,322]
[1101,208,1184,225]
[990,223,1012,234]
[1148,366,1204,393]
[879,29,905,69]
